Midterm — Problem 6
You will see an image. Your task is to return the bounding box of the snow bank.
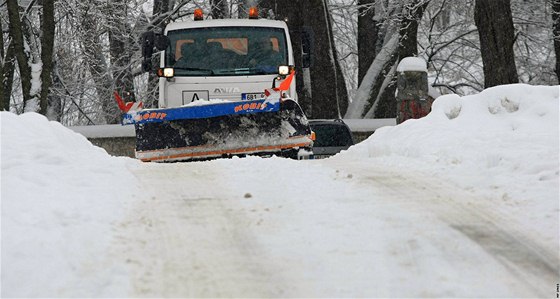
[1,112,140,297]
[338,84,559,238]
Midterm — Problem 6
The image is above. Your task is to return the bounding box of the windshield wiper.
[216,68,269,75]
[173,66,214,75]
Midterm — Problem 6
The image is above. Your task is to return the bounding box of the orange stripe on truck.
[138,141,312,162]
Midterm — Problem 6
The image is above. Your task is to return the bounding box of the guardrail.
[69,125,136,157]
[68,118,396,158]
[343,119,396,132]
[69,124,135,138]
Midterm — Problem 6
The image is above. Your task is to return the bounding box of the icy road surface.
[111,157,557,298]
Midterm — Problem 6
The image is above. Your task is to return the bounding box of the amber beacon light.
[249,7,259,19]
[194,8,203,20]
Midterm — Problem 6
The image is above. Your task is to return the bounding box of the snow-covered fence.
[343,118,396,143]
[343,119,396,132]
[69,125,135,138]
[69,125,135,157]
[68,119,396,157]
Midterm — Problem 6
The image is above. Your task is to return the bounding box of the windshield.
[166,26,288,76]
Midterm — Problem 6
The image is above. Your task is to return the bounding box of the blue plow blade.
[122,99,280,125]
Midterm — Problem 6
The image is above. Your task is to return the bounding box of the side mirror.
[141,31,155,72]
[140,31,169,72]
[154,34,170,51]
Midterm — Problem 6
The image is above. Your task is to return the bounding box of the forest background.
[1,0,558,125]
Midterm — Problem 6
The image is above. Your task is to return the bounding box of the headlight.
[163,68,174,78]
[278,65,290,76]
[157,68,175,78]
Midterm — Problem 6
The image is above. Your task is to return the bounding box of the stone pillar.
[396,57,432,124]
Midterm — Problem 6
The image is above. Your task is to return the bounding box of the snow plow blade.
[124,99,313,162]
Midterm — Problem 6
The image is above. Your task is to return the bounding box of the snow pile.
[1,112,140,297]
[339,84,559,237]
[397,56,427,72]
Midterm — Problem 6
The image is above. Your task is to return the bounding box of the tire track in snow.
[108,157,557,297]
[324,159,558,298]
[111,162,288,297]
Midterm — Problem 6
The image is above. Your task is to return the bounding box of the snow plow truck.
[117,8,314,162]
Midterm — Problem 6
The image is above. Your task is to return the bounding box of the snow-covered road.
[107,157,557,298]
[2,84,558,297]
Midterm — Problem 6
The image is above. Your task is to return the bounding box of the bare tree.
[399,0,429,59]
[6,0,33,110]
[358,0,378,85]
[78,2,116,123]
[259,0,311,113]
[211,0,230,18]
[418,0,483,94]
[0,13,12,111]
[474,0,518,88]
[370,0,428,118]
[0,15,4,110]
[39,0,55,116]
[346,0,428,119]
[553,0,560,83]
[107,0,137,106]
[260,0,349,119]
[345,1,399,119]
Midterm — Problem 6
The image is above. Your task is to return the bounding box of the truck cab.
[131,11,313,162]
[157,18,296,108]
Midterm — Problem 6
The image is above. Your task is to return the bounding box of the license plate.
[241,93,265,101]
[183,90,209,104]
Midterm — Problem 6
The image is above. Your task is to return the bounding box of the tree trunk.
[474,0,518,88]
[307,0,348,118]
[553,0,560,84]
[39,0,55,116]
[347,0,428,119]
[261,0,313,115]
[368,56,398,118]
[151,0,173,27]
[260,0,348,119]
[108,0,137,107]
[358,0,378,85]
[7,0,33,108]
[1,17,5,110]
[0,15,3,111]
[398,0,429,60]
[1,44,16,111]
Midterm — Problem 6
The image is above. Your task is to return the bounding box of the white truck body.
[159,19,296,108]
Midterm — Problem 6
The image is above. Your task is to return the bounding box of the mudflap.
[134,99,313,162]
